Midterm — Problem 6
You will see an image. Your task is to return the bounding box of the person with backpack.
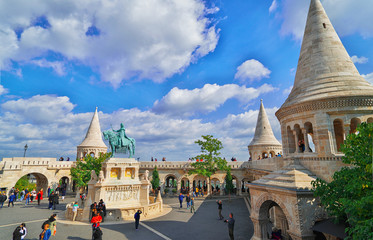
[48,214,57,237]
[8,193,16,207]
[186,194,191,209]
[0,192,7,208]
[134,210,142,230]
[92,227,103,240]
[12,223,24,240]
[24,192,30,206]
[20,223,27,240]
[40,222,51,240]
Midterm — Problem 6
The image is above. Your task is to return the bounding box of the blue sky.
[1,0,373,161]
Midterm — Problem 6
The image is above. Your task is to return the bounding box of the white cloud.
[282,85,293,95]
[351,55,368,64]
[276,0,373,41]
[269,0,278,13]
[234,59,271,83]
[0,0,220,87]
[30,59,66,76]
[362,72,373,85]
[152,83,275,117]
[0,84,8,95]
[0,94,282,162]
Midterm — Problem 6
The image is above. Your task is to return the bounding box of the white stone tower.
[77,107,107,159]
[275,0,373,162]
[248,100,282,160]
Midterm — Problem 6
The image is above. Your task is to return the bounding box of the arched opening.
[262,152,268,159]
[232,176,238,195]
[367,117,373,124]
[165,175,177,188]
[304,122,316,152]
[180,178,189,194]
[269,151,276,158]
[211,178,221,195]
[294,124,304,153]
[350,118,361,134]
[287,126,296,154]
[259,200,290,240]
[241,179,251,196]
[90,152,95,157]
[14,173,48,198]
[333,119,344,152]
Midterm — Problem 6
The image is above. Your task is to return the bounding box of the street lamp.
[24,144,28,157]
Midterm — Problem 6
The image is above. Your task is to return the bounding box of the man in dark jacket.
[134,210,142,230]
[216,200,223,220]
[48,191,54,210]
[224,212,235,240]
[92,227,103,240]
[52,192,59,210]
[8,193,16,207]
[12,224,23,240]
[98,199,106,222]
[0,193,7,208]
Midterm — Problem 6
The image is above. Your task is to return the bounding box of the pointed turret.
[281,0,373,108]
[248,100,282,160]
[77,107,107,159]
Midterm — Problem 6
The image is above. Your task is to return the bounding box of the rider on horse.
[113,123,130,148]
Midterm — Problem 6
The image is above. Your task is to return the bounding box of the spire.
[79,107,107,148]
[249,100,281,146]
[282,0,373,108]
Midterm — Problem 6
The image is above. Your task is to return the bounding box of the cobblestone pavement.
[0,195,253,240]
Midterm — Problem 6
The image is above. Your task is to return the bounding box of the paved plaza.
[0,195,253,240]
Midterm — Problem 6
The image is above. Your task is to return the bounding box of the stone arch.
[211,177,221,195]
[259,200,290,239]
[59,176,71,192]
[164,174,178,188]
[261,152,269,159]
[367,117,373,124]
[294,124,304,153]
[333,119,344,152]
[15,172,49,197]
[269,151,276,158]
[287,126,296,154]
[350,117,361,134]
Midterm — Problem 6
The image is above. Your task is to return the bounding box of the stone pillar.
[302,129,311,152]
[177,180,181,194]
[293,130,300,153]
[344,125,350,139]
[207,178,211,196]
[237,179,242,196]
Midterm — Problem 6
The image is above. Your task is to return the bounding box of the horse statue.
[103,123,136,158]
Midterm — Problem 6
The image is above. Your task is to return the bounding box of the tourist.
[134,210,142,230]
[48,214,57,236]
[178,193,184,208]
[20,223,27,240]
[19,189,25,201]
[162,157,166,161]
[15,188,19,201]
[190,197,195,214]
[0,192,7,208]
[151,157,154,161]
[12,223,25,240]
[8,193,16,207]
[72,202,79,221]
[80,193,86,208]
[224,213,235,240]
[186,193,191,209]
[91,212,102,239]
[9,187,15,197]
[195,187,199,197]
[31,189,36,202]
[67,157,70,161]
[92,227,103,240]
[37,191,42,205]
[61,187,66,201]
[47,186,51,197]
[98,199,106,222]
[216,200,223,220]
[155,158,157,162]
[90,202,98,220]
[24,191,30,206]
[48,191,54,209]
[40,222,51,240]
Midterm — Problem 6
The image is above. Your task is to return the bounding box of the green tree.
[225,167,234,201]
[70,153,111,189]
[151,166,160,193]
[312,122,373,239]
[15,175,36,192]
[189,135,228,197]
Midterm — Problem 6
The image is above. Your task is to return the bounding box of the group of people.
[58,157,70,161]
[178,193,196,213]
[12,214,57,240]
[150,157,167,162]
[1,187,44,208]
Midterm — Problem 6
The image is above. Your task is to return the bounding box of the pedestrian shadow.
[67,237,87,240]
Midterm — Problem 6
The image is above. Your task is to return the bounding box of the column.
[344,124,350,139]
[293,130,300,153]
[302,129,311,152]
[220,181,224,196]
[177,180,181,194]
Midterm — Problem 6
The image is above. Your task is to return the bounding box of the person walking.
[13,223,24,240]
[20,223,27,240]
[30,189,36,202]
[216,200,223,220]
[48,191,54,210]
[39,222,51,240]
[190,197,195,214]
[0,192,7,208]
[134,210,142,230]
[61,187,66,201]
[224,213,235,240]
[19,189,25,202]
[92,227,103,240]
[186,194,191,209]
[178,193,184,208]
[37,191,42,205]
[52,191,59,210]
[24,192,30,206]
[91,212,102,239]
[72,202,79,221]
[47,186,51,198]
[48,214,57,237]
[8,193,16,207]
[98,199,106,222]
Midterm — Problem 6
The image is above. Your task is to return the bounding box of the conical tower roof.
[281,0,373,108]
[249,100,281,146]
[78,107,107,148]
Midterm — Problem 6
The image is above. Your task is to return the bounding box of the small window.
[323,23,326,28]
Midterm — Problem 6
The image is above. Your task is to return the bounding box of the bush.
[164,188,169,194]
[172,188,177,194]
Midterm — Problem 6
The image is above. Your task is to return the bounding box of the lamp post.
[24,144,28,157]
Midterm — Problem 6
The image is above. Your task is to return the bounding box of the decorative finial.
[95,107,98,111]
[260,99,263,103]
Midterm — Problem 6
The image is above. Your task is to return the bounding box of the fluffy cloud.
[234,59,271,83]
[30,59,66,76]
[0,0,220,87]
[351,55,368,64]
[0,94,282,162]
[269,0,278,13]
[274,0,373,41]
[0,84,8,95]
[362,72,373,85]
[152,83,275,117]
